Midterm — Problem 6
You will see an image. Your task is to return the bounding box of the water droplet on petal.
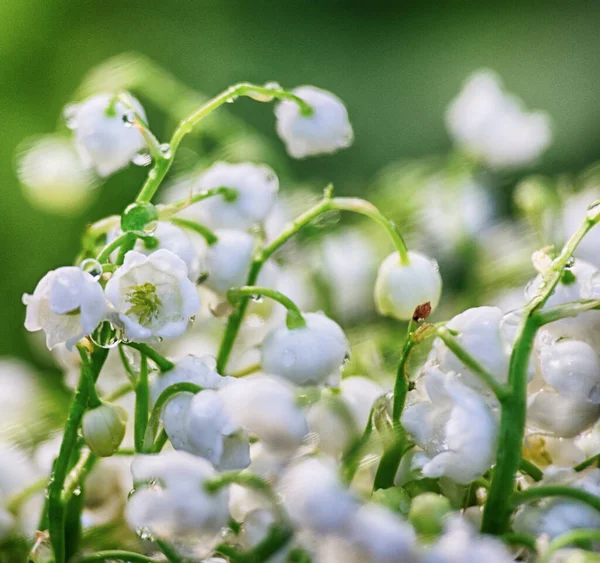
[132,151,152,167]
[90,321,122,349]
[79,258,103,280]
[159,143,172,159]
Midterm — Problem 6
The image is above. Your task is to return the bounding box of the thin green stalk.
[574,453,600,472]
[144,382,203,450]
[104,381,134,403]
[134,354,149,453]
[76,346,102,408]
[501,533,537,552]
[392,338,415,421]
[159,186,238,218]
[228,286,306,329]
[170,217,218,245]
[436,327,510,400]
[155,539,184,563]
[96,232,152,263]
[151,428,169,453]
[373,438,408,491]
[118,344,138,384]
[47,347,108,563]
[542,529,600,562]
[341,405,376,484]
[519,458,543,482]
[230,362,261,378]
[125,342,174,372]
[512,485,600,513]
[62,450,97,503]
[535,298,600,325]
[72,551,158,563]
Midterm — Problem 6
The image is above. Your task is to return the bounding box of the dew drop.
[90,321,122,349]
[587,199,600,222]
[159,143,172,159]
[143,219,158,234]
[63,104,79,130]
[251,294,264,303]
[136,527,155,542]
[122,111,136,127]
[132,151,152,167]
[79,258,103,280]
[282,349,296,368]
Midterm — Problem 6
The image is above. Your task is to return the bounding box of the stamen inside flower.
[126,282,162,325]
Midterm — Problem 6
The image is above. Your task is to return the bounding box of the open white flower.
[278,457,359,534]
[374,251,442,321]
[204,230,254,294]
[70,93,148,177]
[403,373,497,485]
[275,86,353,158]
[196,162,279,230]
[127,451,229,541]
[105,250,200,342]
[261,312,349,386]
[219,375,308,454]
[445,70,551,169]
[23,266,107,349]
[16,135,96,214]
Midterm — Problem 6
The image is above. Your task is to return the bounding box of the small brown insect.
[413,302,432,322]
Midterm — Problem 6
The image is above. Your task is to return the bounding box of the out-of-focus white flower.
[195,162,279,230]
[446,70,551,169]
[127,451,229,541]
[239,509,290,563]
[348,503,418,563]
[576,421,600,459]
[402,374,497,485]
[275,86,353,158]
[538,336,600,403]
[70,93,147,177]
[527,389,600,438]
[261,312,349,386]
[16,135,96,214]
[307,376,384,454]
[220,376,308,454]
[23,266,107,349]
[514,467,600,539]
[203,230,254,294]
[128,222,201,282]
[427,516,515,562]
[152,355,227,399]
[0,508,14,542]
[278,457,358,533]
[374,251,442,321]
[105,250,200,342]
[82,403,128,457]
[562,188,600,268]
[433,306,510,390]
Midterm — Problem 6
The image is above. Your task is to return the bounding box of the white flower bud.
[82,403,128,457]
[538,336,600,403]
[445,70,551,169]
[274,86,353,158]
[105,250,200,342]
[197,162,279,230]
[408,493,453,537]
[278,457,359,534]
[127,451,229,541]
[261,312,349,386]
[374,251,442,321]
[23,266,107,350]
[16,136,96,215]
[70,93,147,177]
[204,230,254,294]
[219,375,308,454]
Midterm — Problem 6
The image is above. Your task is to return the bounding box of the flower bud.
[204,230,254,295]
[82,403,128,457]
[408,493,452,537]
[374,251,442,321]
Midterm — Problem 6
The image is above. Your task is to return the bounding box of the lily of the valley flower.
[82,403,128,457]
[105,250,200,342]
[275,86,353,158]
[23,266,107,349]
[374,251,442,321]
[261,312,349,386]
[204,229,254,295]
[196,162,279,230]
[70,93,148,177]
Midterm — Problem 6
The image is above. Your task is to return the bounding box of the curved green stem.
[144,382,203,450]
[124,342,174,372]
[230,362,262,378]
[159,186,238,218]
[542,528,600,562]
[134,354,149,453]
[95,232,154,263]
[341,404,376,484]
[170,217,219,245]
[62,450,97,503]
[519,458,543,482]
[535,298,600,325]
[72,551,159,563]
[575,453,600,472]
[392,338,415,421]
[228,286,306,329]
[512,485,600,513]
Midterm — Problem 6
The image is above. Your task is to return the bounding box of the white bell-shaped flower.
[278,457,359,534]
[81,402,128,457]
[347,504,418,563]
[538,336,600,403]
[196,162,279,230]
[16,135,96,214]
[105,249,200,342]
[261,312,349,386]
[433,306,509,390]
[403,373,497,485]
[204,230,254,294]
[23,266,107,349]
[445,70,551,169]
[70,93,147,177]
[219,375,308,454]
[275,86,353,158]
[374,251,442,321]
[130,222,201,282]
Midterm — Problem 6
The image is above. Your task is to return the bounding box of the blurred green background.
[2,0,600,362]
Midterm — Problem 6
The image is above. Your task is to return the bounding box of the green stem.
[228,286,306,329]
[159,186,238,218]
[62,450,97,503]
[170,217,219,245]
[47,347,108,563]
[76,346,102,408]
[104,381,134,403]
[151,428,169,453]
[512,485,600,513]
[117,92,163,161]
[373,439,409,491]
[341,404,376,484]
[574,453,600,472]
[124,342,174,372]
[482,216,596,536]
[519,459,543,482]
[542,528,600,562]
[230,362,262,378]
[436,327,510,400]
[392,338,415,421]
[134,354,149,453]
[144,382,203,450]
[72,551,159,563]
[535,298,600,325]
[155,539,184,563]
[501,533,537,552]
[96,232,153,263]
